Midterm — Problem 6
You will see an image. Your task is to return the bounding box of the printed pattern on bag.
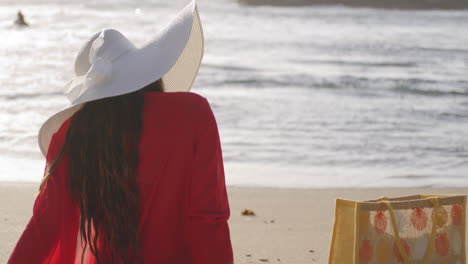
[358,203,465,264]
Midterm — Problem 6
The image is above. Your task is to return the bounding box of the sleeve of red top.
[8,124,69,264]
[188,98,234,264]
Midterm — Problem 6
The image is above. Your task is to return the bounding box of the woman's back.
[136,92,232,263]
[8,92,233,264]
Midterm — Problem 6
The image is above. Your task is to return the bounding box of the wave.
[217,78,296,88]
[204,73,468,97]
[292,59,417,68]
[439,112,468,121]
[203,63,259,72]
[0,91,62,100]
[392,85,468,97]
[414,46,468,53]
[387,174,434,180]
[237,0,468,9]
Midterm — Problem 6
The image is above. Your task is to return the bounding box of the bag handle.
[380,197,439,264]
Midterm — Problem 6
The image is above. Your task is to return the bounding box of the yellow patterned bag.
[329,195,466,264]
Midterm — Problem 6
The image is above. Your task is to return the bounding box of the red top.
[9,92,234,264]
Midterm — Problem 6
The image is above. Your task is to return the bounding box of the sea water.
[0,0,467,187]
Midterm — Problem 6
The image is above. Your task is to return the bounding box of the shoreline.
[2,158,467,188]
[1,182,467,263]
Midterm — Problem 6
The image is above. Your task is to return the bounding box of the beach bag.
[328,195,466,264]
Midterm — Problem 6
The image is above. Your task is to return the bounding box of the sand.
[1,182,466,263]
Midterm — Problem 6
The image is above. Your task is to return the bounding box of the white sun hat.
[38,0,204,157]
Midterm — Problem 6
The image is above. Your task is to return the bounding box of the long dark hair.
[40,79,164,263]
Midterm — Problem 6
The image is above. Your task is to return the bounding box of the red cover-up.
[9,92,234,264]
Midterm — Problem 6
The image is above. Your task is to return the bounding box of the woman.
[8,1,233,263]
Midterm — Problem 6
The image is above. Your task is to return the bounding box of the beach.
[1,0,467,262]
[1,183,466,263]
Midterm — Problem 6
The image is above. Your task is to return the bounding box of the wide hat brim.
[38,0,204,157]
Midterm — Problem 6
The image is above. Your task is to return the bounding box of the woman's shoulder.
[145,91,214,118]
[144,91,208,104]
[144,91,217,135]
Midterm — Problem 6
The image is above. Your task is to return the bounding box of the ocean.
[0,0,467,187]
